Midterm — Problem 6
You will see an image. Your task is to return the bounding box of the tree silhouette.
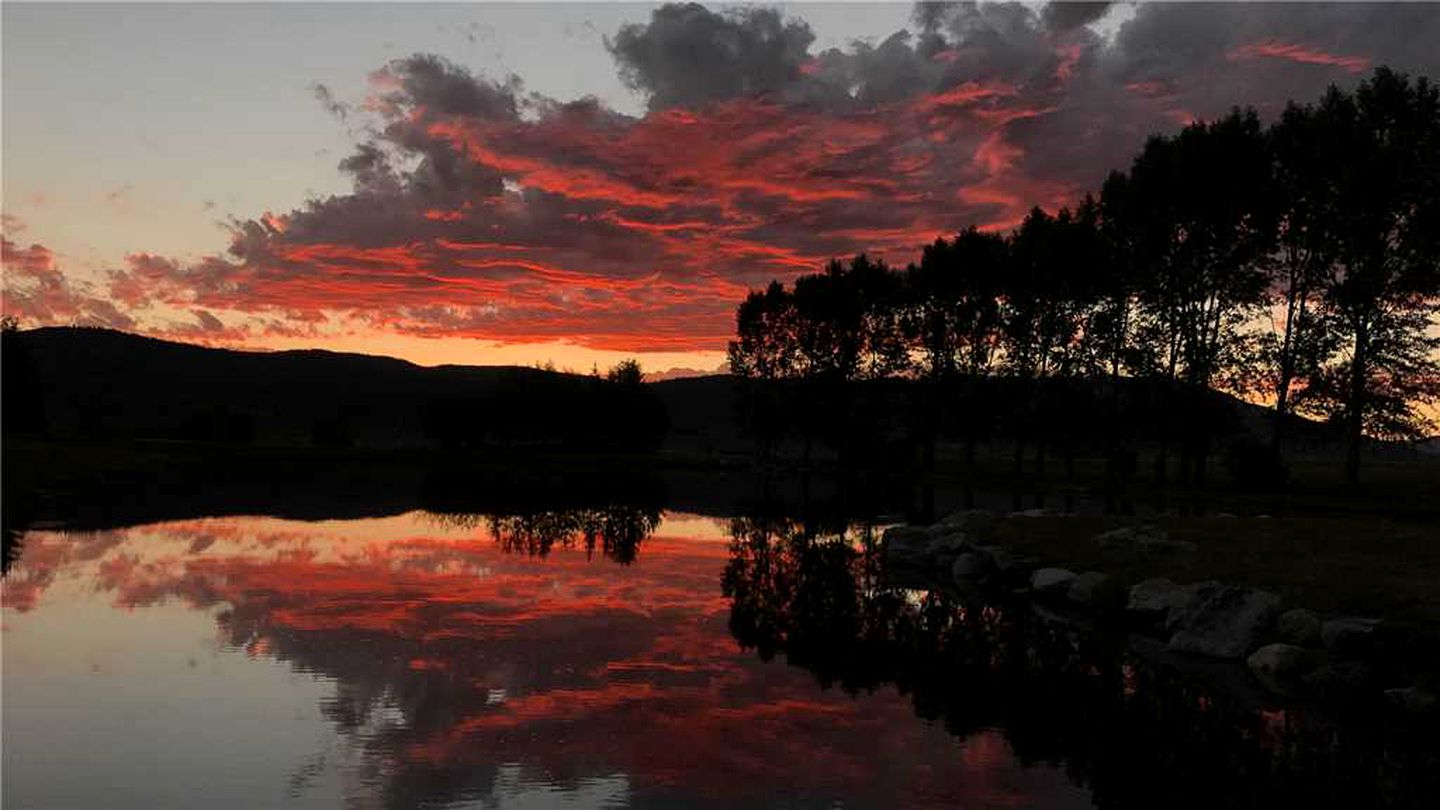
[1293,69,1440,482]
[727,65,1438,487]
[1259,99,1343,451]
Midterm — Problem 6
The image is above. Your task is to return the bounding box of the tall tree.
[901,229,1006,492]
[1256,101,1342,450]
[902,228,1006,380]
[728,281,800,381]
[1089,175,1142,379]
[1297,69,1440,482]
[1129,110,1276,389]
[791,255,907,383]
[729,281,801,462]
[1126,109,1276,481]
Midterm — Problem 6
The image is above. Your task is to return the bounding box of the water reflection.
[428,505,661,564]
[8,506,1433,808]
[3,512,1084,809]
[724,518,1440,808]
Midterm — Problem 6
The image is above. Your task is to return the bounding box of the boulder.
[1322,617,1381,659]
[1067,571,1111,607]
[1126,578,1191,627]
[1163,581,1224,632]
[883,526,932,569]
[883,525,928,546]
[1096,525,1164,548]
[1031,567,1079,597]
[1167,584,1282,659]
[935,509,995,532]
[1247,643,1309,680]
[926,530,970,556]
[952,550,995,584]
[1276,608,1323,648]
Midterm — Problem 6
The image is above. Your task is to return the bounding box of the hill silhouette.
[5,326,668,451]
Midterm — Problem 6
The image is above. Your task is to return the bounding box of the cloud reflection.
[3,512,1081,809]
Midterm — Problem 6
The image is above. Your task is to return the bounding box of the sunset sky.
[5,2,1439,375]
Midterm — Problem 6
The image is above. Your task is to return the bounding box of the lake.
[2,504,1433,808]
[3,510,1090,809]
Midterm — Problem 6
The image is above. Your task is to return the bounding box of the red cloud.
[100,78,1066,352]
[2,237,135,329]
[1227,40,1371,74]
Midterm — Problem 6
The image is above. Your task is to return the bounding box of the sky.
[4,2,1440,375]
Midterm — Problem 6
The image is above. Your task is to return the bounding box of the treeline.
[729,68,1440,484]
[423,359,669,453]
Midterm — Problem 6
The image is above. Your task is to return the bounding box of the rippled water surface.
[2,512,1090,809]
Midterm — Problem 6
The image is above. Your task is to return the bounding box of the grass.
[976,514,1440,634]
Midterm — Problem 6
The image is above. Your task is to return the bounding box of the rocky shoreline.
[883,509,1438,715]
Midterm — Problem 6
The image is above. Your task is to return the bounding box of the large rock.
[1167,584,1282,659]
[883,525,928,546]
[1247,643,1309,680]
[952,550,995,584]
[1126,578,1191,627]
[883,526,932,569]
[1096,525,1165,548]
[1031,567,1079,597]
[1276,608,1323,647]
[1163,582,1223,632]
[1321,617,1381,659]
[926,530,971,556]
[1067,571,1112,607]
[935,509,995,532]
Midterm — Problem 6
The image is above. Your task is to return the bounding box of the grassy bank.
[973,514,1440,635]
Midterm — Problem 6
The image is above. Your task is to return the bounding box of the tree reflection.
[723,519,1440,808]
[427,504,661,564]
[722,515,908,691]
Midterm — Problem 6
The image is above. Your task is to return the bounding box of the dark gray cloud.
[607,3,816,110]
[379,52,521,119]
[1041,2,1112,33]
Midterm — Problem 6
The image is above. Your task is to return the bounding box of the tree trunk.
[1344,325,1368,486]
[1271,285,1302,452]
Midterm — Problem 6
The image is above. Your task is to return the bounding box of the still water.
[2,511,1090,809]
